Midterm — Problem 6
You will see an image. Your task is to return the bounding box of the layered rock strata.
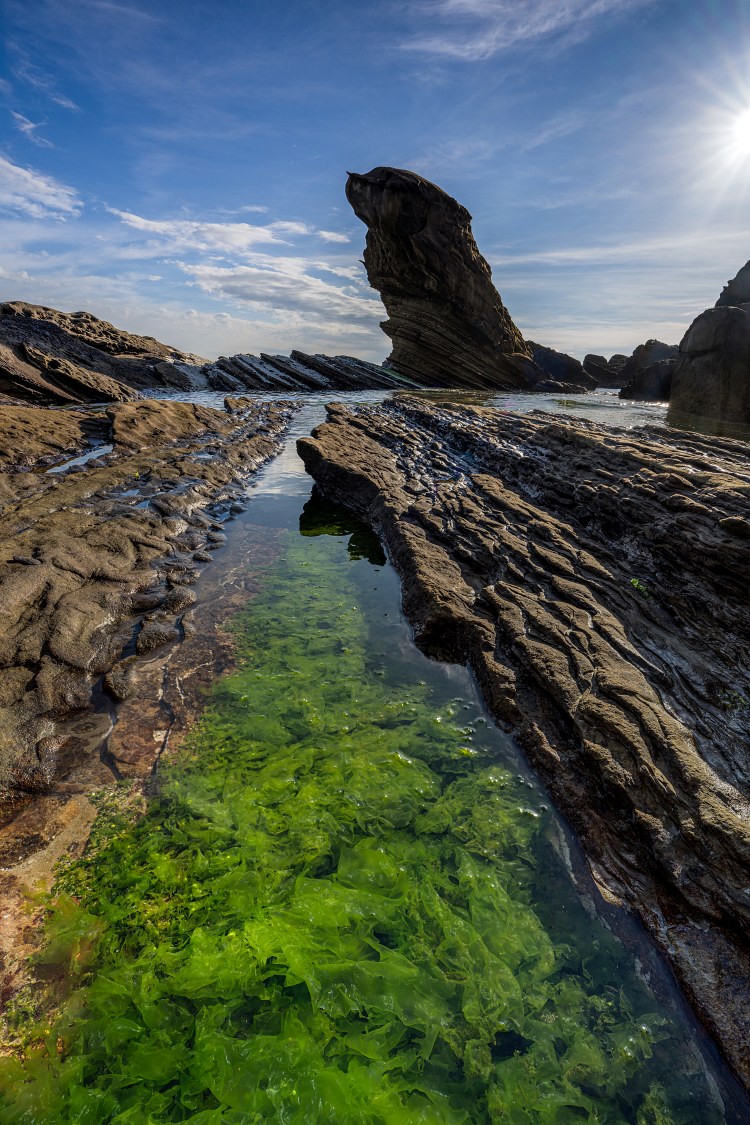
[0,397,295,804]
[298,397,750,1088]
[0,302,420,403]
[0,302,205,404]
[345,166,538,390]
[670,260,750,435]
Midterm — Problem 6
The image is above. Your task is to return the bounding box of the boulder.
[619,339,678,401]
[667,259,750,435]
[669,305,750,435]
[583,352,627,387]
[345,166,533,389]
[529,341,595,391]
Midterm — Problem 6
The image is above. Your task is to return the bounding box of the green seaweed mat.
[0,517,724,1123]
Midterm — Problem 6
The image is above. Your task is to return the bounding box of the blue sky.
[1,0,750,362]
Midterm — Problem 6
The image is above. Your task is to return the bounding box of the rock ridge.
[298,397,750,1088]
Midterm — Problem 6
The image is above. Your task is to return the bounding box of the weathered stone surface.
[669,261,750,435]
[619,339,678,401]
[0,397,295,804]
[298,397,750,1088]
[345,166,535,389]
[0,302,206,404]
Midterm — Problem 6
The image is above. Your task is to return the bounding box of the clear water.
[1,403,743,1123]
[157,387,667,433]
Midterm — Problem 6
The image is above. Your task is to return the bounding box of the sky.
[1,0,750,363]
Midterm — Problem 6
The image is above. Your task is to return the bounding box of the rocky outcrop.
[584,353,628,387]
[0,397,295,804]
[299,397,750,1088]
[669,260,750,436]
[0,303,206,404]
[619,339,678,401]
[0,302,428,402]
[200,350,415,393]
[345,166,536,390]
[528,341,596,391]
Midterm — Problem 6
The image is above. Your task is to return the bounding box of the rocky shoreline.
[0,395,298,1009]
[298,397,750,1089]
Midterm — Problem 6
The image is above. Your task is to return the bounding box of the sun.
[730,107,750,157]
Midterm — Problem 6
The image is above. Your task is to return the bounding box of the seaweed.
[0,524,724,1122]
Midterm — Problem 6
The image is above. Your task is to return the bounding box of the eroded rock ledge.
[298,397,750,1088]
[0,397,295,802]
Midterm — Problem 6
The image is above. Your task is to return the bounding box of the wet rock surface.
[0,396,294,1009]
[0,396,295,806]
[345,166,535,389]
[298,396,750,1088]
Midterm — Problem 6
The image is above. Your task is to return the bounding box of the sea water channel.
[1,392,745,1122]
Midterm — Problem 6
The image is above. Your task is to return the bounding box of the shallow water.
[1,402,744,1123]
[159,386,667,432]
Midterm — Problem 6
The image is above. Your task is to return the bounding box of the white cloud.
[0,155,81,219]
[402,0,652,61]
[11,112,54,148]
[179,260,381,326]
[318,230,350,243]
[109,209,314,254]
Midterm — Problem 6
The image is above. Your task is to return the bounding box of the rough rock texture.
[0,302,425,402]
[619,340,679,401]
[298,397,750,1089]
[0,397,295,805]
[583,353,628,387]
[345,166,536,390]
[0,303,206,404]
[669,260,750,436]
[200,350,416,393]
[528,341,596,391]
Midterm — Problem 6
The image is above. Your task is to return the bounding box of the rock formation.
[669,260,750,435]
[345,166,538,390]
[618,339,678,401]
[299,397,750,1089]
[0,302,205,404]
[584,353,628,387]
[0,302,421,404]
[528,341,596,391]
[0,397,294,803]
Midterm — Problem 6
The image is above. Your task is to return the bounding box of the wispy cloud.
[13,58,79,110]
[0,155,81,218]
[180,261,380,326]
[402,0,653,61]
[10,111,54,148]
[522,111,587,150]
[109,210,313,252]
[318,230,350,243]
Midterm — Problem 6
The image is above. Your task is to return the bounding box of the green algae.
[0,508,725,1123]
